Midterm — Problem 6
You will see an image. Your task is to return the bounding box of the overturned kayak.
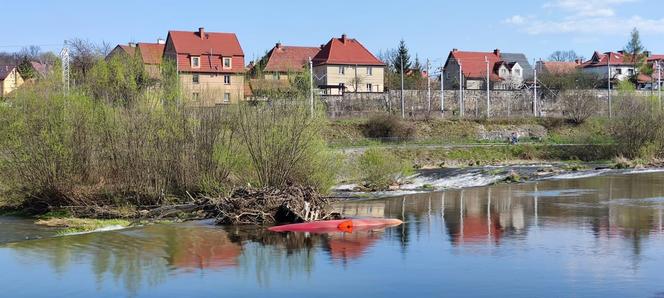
[268,218,403,233]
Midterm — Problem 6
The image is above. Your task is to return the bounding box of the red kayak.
[268,218,403,233]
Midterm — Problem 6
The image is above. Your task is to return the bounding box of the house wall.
[583,65,634,81]
[263,72,291,81]
[314,65,384,94]
[145,64,161,79]
[1,68,24,96]
[180,73,244,106]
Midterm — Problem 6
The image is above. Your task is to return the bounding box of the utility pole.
[401,56,405,118]
[427,59,431,114]
[485,56,490,118]
[60,40,70,94]
[533,58,538,117]
[608,53,612,118]
[459,61,464,118]
[309,57,314,117]
[440,61,445,118]
[659,61,662,110]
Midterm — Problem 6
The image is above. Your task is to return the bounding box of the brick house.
[312,34,385,95]
[163,27,245,105]
[443,49,533,90]
[0,65,24,97]
[262,43,321,81]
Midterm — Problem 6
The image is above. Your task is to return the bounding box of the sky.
[2,0,663,64]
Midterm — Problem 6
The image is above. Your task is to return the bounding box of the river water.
[2,172,664,297]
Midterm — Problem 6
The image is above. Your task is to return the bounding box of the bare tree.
[548,50,584,62]
[560,90,599,124]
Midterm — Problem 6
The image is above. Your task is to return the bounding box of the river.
[1,171,664,297]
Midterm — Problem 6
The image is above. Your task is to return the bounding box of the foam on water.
[61,225,128,236]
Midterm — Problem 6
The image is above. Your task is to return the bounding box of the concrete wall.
[321,89,657,119]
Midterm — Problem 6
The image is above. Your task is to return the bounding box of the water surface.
[2,172,664,297]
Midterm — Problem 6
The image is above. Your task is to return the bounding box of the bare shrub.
[560,90,599,124]
[362,114,416,141]
[611,96,664,158]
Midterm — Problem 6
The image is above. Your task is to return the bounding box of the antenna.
[60,40,70,93]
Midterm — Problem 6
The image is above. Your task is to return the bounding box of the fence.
[320,89,659,119]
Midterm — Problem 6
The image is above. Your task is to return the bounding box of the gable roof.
[0,65,17,80]
[137,43,165,65]
[537,61,580,74]
[445,49,502,81]
[167,28,243,56]
[581,51,633,68]
[263,44,320,72]
[312,35,384,66]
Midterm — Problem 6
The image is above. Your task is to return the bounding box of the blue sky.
[2,0,663,63]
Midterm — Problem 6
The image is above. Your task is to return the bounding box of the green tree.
[624,28,651,84]
[17,56,37,80]
[391,39,411,74]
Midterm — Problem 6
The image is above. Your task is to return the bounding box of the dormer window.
[191,56,200,68]
[223,57,232,69]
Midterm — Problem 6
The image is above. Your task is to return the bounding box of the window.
[616,69,622,75]
[192,92,199,101]
[192,74,199,84]
[366,83,373,92]
[223,92,231,103]
[628,69,634,75]
[367,67,373,76]
[272,73,278,80]
[339,66,345,75]
[191,56,200,68]
[224,75,231,85]
[515,69,521,76]
[223,57,232,69]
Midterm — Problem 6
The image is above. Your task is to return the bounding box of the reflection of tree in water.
[7,225,241,297]
[224,225,386,286]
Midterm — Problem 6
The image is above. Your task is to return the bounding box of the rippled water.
[2,173,664,297]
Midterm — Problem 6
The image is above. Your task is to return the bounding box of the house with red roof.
[164,27,245,105]
[261,43,321,81]
[312,34,385,95]
[107,39,165,79]
[443,49,533,90]
[648,54,664,90]
[579,51,636,84]
[0,65,24,97]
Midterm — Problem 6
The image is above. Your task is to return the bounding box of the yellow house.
[164,27,246,105]
[312,35,386,95]
[0,65,24,97]
[107,40,165,80]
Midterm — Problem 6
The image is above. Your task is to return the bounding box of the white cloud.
[503,15,528,25]
[505,0,662,35]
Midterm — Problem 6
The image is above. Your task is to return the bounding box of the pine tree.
[624,28,651,83]
[391,39,411,74]
[17,56,37,80]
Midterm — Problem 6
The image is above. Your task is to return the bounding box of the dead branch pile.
[213,185,339,225]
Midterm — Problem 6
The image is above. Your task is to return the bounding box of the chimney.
[157,38,165,45]
[493,49,500,56]
[320,44,325,49]
[275,42,282,49]
[341,34,347,43]
[128,42,137,47]
[452,48,458,52]
[198,27,205,39]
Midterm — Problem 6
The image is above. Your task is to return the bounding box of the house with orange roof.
[261,43,321,81]
[443,49,533,90]
[0,65,24,97]
[312,34,385,95]
[107,39,165,79]
[536,60,582,75]
[164,27,245,105]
